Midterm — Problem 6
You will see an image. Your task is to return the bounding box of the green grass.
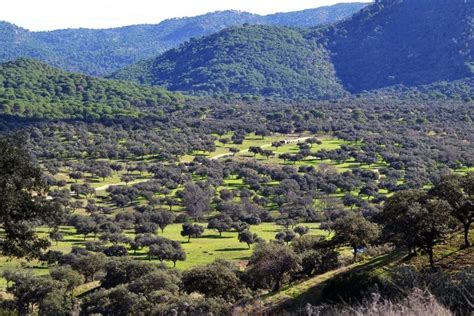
[0,223,325,288]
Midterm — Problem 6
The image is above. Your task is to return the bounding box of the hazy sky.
[1,0,369,31]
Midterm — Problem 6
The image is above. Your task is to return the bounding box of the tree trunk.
[188,235,191,243]
[272,278,281,292]
[428,247,435,270]
[463,222,470,248]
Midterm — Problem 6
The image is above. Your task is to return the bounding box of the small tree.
[153,210,176,233]
[238,230,260,249]
[246,242,301,292]
[180,223,204,242]
[49,231,64,246]
[333,213,380,262]
[207,216,233,236]
[429,174,473,248]
[229,147,240,156]
[275,230,297,245]
[294,226,310,236]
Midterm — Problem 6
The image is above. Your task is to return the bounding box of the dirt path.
[94,178,149,191]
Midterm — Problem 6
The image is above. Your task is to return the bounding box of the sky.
[0,0,369,31]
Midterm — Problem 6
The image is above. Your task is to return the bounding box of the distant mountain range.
[112,0,473,97]
[0,3,367,76]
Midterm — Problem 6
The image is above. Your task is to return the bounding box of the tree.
[152,210,176,233]
[262,149,275,160]
[208,216,233,236]
[182,260,243,300]
[148,239,186,267]
[0,135,64,258]
[249,146,262,157]
[429,174,473,248]
[246,242,301,292]
[182,182,214,221]
[414,198,456,269]
[294,226,310,236]
[255,128,270,139]
[333,213,380,262]
[50,266,84,293]
[275,230,297,245]
[380,190,456,269]
[3,271,65,315]
[71,252,107,282]
[120,175,135,186]
[229,147,240,156]
[377,190,426,255]
[238,230,260,249]
[49,230,64,246]
[161,196,178,211]
[101,257,157,289]
[181,223,205,242]
[305,137,321,148]
[291,236,339,277]
[73,216,99,240]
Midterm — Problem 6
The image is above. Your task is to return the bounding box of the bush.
[321,271,388,304]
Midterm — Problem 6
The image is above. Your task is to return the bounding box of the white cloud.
[0,0,370,31]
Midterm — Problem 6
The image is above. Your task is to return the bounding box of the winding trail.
[94,178,150,192]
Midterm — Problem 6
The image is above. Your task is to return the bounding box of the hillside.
[111,0,473,98]
[320,0,474,92]
[110,25,347,99]
[0,3,366,75]
[0,59,183,120]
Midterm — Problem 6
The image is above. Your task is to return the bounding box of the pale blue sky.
[1,0,370,31]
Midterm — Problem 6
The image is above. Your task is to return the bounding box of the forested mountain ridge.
[0,3,367,75]
[0,58,184,120]
[110,25,348,99]
[318,0,474,92]
[113,0,473,97]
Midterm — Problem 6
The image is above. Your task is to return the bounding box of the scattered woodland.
[0,0,473,315]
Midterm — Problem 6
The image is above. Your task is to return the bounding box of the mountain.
[111,25,347,100]
[259,3,369,28]
[114,0,472,98]
[0,3,367,76]
[0,58,183,120]
[320,0,473,92]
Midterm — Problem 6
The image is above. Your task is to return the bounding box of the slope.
[0,3,367,75]
[319,0,474,92]
[110,25,347,100]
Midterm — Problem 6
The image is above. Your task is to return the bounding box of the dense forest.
[0,58,184,120]
[0,3,366,75]
[111,25,347,99]
[319,0,474,92]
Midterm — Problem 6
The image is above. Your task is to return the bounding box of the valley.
[0,0,472,315]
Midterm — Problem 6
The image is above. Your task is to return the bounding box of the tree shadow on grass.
[64,239,89,244]
[202,234,234,239]
[215,248,249,252]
